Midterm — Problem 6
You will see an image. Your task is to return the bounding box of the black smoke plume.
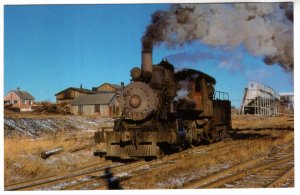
[142,2,293,72]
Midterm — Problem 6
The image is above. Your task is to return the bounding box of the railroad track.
[183,142,294,189]
[59,160,149,190]
[4,160,115,191]
[91,141,255,189]
[5,139,294,190]
[5,158,151,191]
[89,142,246,190]
[56,143,230,190]
[5,140,239,190]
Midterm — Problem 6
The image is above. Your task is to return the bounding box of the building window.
[195,78,201,92]
[95,105,100,113]
[109,106,112,115]
[22,100,26,105]
[78,105,83,114]
[28,100,32,105]
[13,100,18,104]
[113,105,116,114]
[116,106,119,115]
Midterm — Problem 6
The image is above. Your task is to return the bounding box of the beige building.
[55,87,96,104]
[70,92,120,116]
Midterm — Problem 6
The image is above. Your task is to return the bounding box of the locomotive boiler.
[100,49,231,159]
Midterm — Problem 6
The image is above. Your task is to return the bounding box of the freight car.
[96,49,231,159]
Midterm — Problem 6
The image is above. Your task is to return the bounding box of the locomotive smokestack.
[141,47,153,81]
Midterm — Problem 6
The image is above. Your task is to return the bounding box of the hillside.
[4,111,114,137]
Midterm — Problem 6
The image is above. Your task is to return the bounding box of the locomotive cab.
[175,69,216,118]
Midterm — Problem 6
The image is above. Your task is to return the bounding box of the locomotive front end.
[121,81,159,121]
[104,49,177,159]
[105,79,173,158]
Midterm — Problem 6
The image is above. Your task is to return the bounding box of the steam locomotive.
[98,49,231,159]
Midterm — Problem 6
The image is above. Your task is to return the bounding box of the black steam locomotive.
[99,50,231,159]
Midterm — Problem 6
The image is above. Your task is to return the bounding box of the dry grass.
[4,132,105,185]
[4,109,68,119]
[232,114,294,130]
[123,130,294,189]
[5,109,110,120]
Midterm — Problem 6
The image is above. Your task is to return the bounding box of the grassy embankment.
[4,131,105,185]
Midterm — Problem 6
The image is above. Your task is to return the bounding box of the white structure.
[279,92,294,112]
[240,82,280,116]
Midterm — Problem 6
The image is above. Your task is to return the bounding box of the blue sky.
[4,4,294,108]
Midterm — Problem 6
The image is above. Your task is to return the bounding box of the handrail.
[214,91,229,100]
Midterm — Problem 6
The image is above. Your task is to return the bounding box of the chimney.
[141,48,153,81]
[17,87,20,91]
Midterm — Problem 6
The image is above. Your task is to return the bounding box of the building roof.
[71,92,115,105]
[279,92,294,96]
[55,87,96,96]
[247,82,280,100]
[98,83,122,90]
[11,90,35,100]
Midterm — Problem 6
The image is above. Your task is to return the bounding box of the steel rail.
[5,161,121,191]
[201,155,293,188]
[182,142,293,189]
[61,160,149,190]
[92,148,242,190]
[265,167,294,188]
[91,142,247,190]
[4,160,111,189]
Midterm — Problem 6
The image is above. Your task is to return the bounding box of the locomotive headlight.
[129,95,141,108]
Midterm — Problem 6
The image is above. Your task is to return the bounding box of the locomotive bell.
[130,67,142,81]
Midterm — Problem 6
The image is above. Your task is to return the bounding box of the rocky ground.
[4,110,114,137]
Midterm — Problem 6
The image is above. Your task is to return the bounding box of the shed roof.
[11,90,35,100]
[279,92,294,96]
[98,83,122,90]
[55,87,96,96]
[71,93,115,105]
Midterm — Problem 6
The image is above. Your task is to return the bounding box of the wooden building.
[4,88,35,112]
[93,83,122,93]
[70,92,120,116]
[55,87,96,104]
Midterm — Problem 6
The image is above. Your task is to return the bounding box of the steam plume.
[142,2,293,72]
